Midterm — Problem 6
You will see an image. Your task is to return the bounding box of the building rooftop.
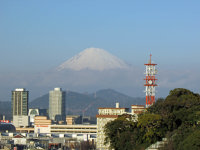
[98,107,129,109]
[14,88,26,91]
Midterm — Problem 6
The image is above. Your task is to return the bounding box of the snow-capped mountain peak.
[57,48,130,71]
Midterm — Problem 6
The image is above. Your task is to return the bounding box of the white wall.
[13,115,29,127]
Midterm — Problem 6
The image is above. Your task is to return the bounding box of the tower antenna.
[144,54,158,107]
[150,53,152,64]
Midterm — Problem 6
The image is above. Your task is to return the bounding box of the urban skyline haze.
[0,1,200,101]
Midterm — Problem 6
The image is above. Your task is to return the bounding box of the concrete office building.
[96,103,129,149]
[49,88,66,122]
[34,124,97,134]
[13,115,29,127]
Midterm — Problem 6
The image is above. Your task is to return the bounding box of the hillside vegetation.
[104,88,200,150]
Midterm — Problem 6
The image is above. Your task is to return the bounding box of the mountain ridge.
[29,89,145,116]
[0,89,145,119]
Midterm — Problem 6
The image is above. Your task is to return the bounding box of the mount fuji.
[57,48,130,71]
[0,47,145,101]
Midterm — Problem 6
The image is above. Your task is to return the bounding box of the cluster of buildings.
[1,87,98,149]
[12,87,66,127]
[0,55,157,149]
[1,99,146,149]
[0,87,147,149]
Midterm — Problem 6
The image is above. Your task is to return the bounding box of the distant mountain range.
[29,89,145,116]
[0,47,145,102]
[0,48,146,120]
[0,89,145,120]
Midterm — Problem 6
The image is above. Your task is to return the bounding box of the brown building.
[34,116,52,126]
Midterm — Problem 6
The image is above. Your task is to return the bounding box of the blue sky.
[0,1,200,100]
[0,0,199,70]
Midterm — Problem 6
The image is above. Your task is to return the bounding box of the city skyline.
[0,1,200,100]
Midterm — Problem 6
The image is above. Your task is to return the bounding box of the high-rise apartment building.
[12,88,29,116]
[49,87,66,121]
[12,88,29,127]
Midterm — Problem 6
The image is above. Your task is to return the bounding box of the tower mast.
[144,54,157,107]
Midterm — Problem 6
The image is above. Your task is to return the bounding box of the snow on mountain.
[57,48,130,71]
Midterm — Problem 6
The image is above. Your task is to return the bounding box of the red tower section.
[144,54,157,107]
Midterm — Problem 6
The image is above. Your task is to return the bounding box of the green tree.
[104,88,200,150]
[137,113,167,144]
[104,114,141,150]
[180,128,200,150]
[159,88,200,149]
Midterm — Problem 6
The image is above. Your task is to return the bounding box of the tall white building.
[49,88,66,122]
[96,103,129,149]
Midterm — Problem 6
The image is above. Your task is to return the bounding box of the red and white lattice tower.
[144,54,157,107]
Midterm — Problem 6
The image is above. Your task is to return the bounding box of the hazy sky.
[0,1,200,100]
[1,1,199,70]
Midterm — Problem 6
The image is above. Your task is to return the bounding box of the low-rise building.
[34,116,52,126]
[96,103,129,150]
[13,115,29,127]
[131,105,146,115]
[28,109,48,126]
[34,116,52,134]
[66,115,82,125]
[12,134,26,145]
[131,105,146,121]
[50,124,97,134]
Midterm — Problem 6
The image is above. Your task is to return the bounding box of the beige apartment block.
[131,105,146,121]
[96,103,129,150]
[34,116,52,126]
[34,116,52,133]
